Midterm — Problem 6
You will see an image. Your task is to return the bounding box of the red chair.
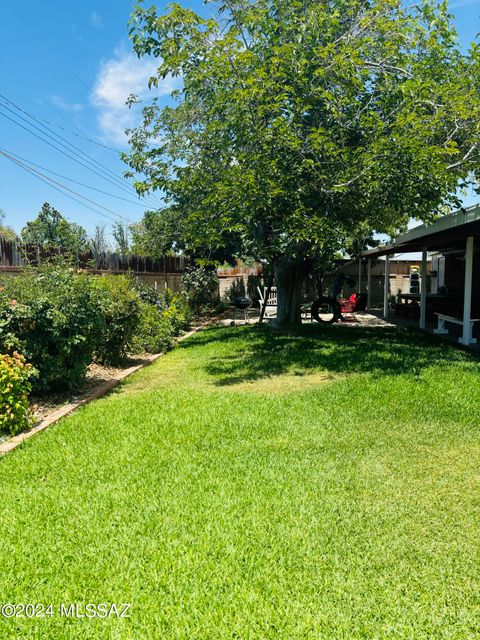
[339,293,367,322]
[339,293,358,321]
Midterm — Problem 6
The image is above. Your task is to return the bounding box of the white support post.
[358,258,362,294]
[367,259,372,310]
[383,255,390,319]
[460,236,474,346]
[419,247,428,330]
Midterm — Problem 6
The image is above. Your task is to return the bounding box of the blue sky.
[0,0,479,241]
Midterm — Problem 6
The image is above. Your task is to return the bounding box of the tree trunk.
[274,256,308,326]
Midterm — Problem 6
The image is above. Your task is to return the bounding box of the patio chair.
[339,292,367,322]
[257,286,277,318]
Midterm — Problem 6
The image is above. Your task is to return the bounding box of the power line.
[0,146,153,208]
[0,149,133,224]
[33,116,122,154]
[0,153,122,225]
[0,94,158,204]
[0,106,160,209]
[1,64,164,207]
[0,106,139,201]
[0,93,122,158]
[0,62,121,155]
[0,96,162,209]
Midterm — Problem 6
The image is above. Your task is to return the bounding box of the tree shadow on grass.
[183,323,480,387]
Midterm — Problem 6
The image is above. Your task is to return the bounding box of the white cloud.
[90,11,103,29]
[91,49,178,146]
[50,95,83,112]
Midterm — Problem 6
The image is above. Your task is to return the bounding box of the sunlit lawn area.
[1,324,479,639]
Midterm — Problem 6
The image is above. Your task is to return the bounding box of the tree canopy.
[21,203,89,253]
[0,209,17,241]
[125,0,479,323]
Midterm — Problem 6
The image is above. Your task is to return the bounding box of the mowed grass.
[1,324,480,639]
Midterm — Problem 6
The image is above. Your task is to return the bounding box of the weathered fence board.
[0,239,185,274]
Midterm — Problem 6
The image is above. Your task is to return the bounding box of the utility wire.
[1,153,123,225]
[1,64,164,209]
[0,95,159,206]
[0,146,152,208]
[0,62,121,155]
[0,149,133,224]
[0,107,160,209]
[33,116,122,154]
[0,106,139,201]
[0,97,161,209]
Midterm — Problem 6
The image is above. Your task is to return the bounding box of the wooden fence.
[0,238,185,274]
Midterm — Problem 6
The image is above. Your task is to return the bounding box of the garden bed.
[0,355,160,451]
[0,322,212,455]
[29,360,145,425]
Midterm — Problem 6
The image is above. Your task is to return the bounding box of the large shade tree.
[125,0,479,324]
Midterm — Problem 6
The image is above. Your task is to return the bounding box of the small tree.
[125,0,479,324]
[21,203,89,253]
[0,209,17,241]
[130,208,181,258]
[90,224,110,261]
[112,221,130,255]
[182,266,221,317]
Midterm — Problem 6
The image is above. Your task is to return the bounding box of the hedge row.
[0,266,192,434]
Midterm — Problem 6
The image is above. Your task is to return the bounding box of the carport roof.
[362,203,480,258]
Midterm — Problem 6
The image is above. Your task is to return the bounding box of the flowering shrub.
[128,289,191,354]
[0,268,192,394]
[0,352,36,435]
[0,268,105,393]
[158,289,192,335]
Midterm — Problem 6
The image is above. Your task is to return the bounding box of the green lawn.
[1,324,479,639]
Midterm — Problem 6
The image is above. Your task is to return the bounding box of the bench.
[434,313,479,344]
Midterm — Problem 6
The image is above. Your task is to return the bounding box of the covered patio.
[362,203,480,347]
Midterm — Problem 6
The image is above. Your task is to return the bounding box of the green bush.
[223,277,247,304]
[0,352,36,435]
[159,290,192,335]
[0,268,190,394]
[181,267,221,318]
[129,301,174,354]
[132,279,159,305]
[0,267,105,393]
[92,274,141,365]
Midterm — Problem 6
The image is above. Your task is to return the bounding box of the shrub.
[181,266,221,317]
[129,301,174,354]
[0,267,105,393]
[92,274,141,365]
[159,290,192,335]
[0,352,36,436]
[132,279,159,305]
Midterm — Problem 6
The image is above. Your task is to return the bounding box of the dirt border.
[0,321,218,457]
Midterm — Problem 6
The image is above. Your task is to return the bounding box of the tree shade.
[124,0,480,324]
